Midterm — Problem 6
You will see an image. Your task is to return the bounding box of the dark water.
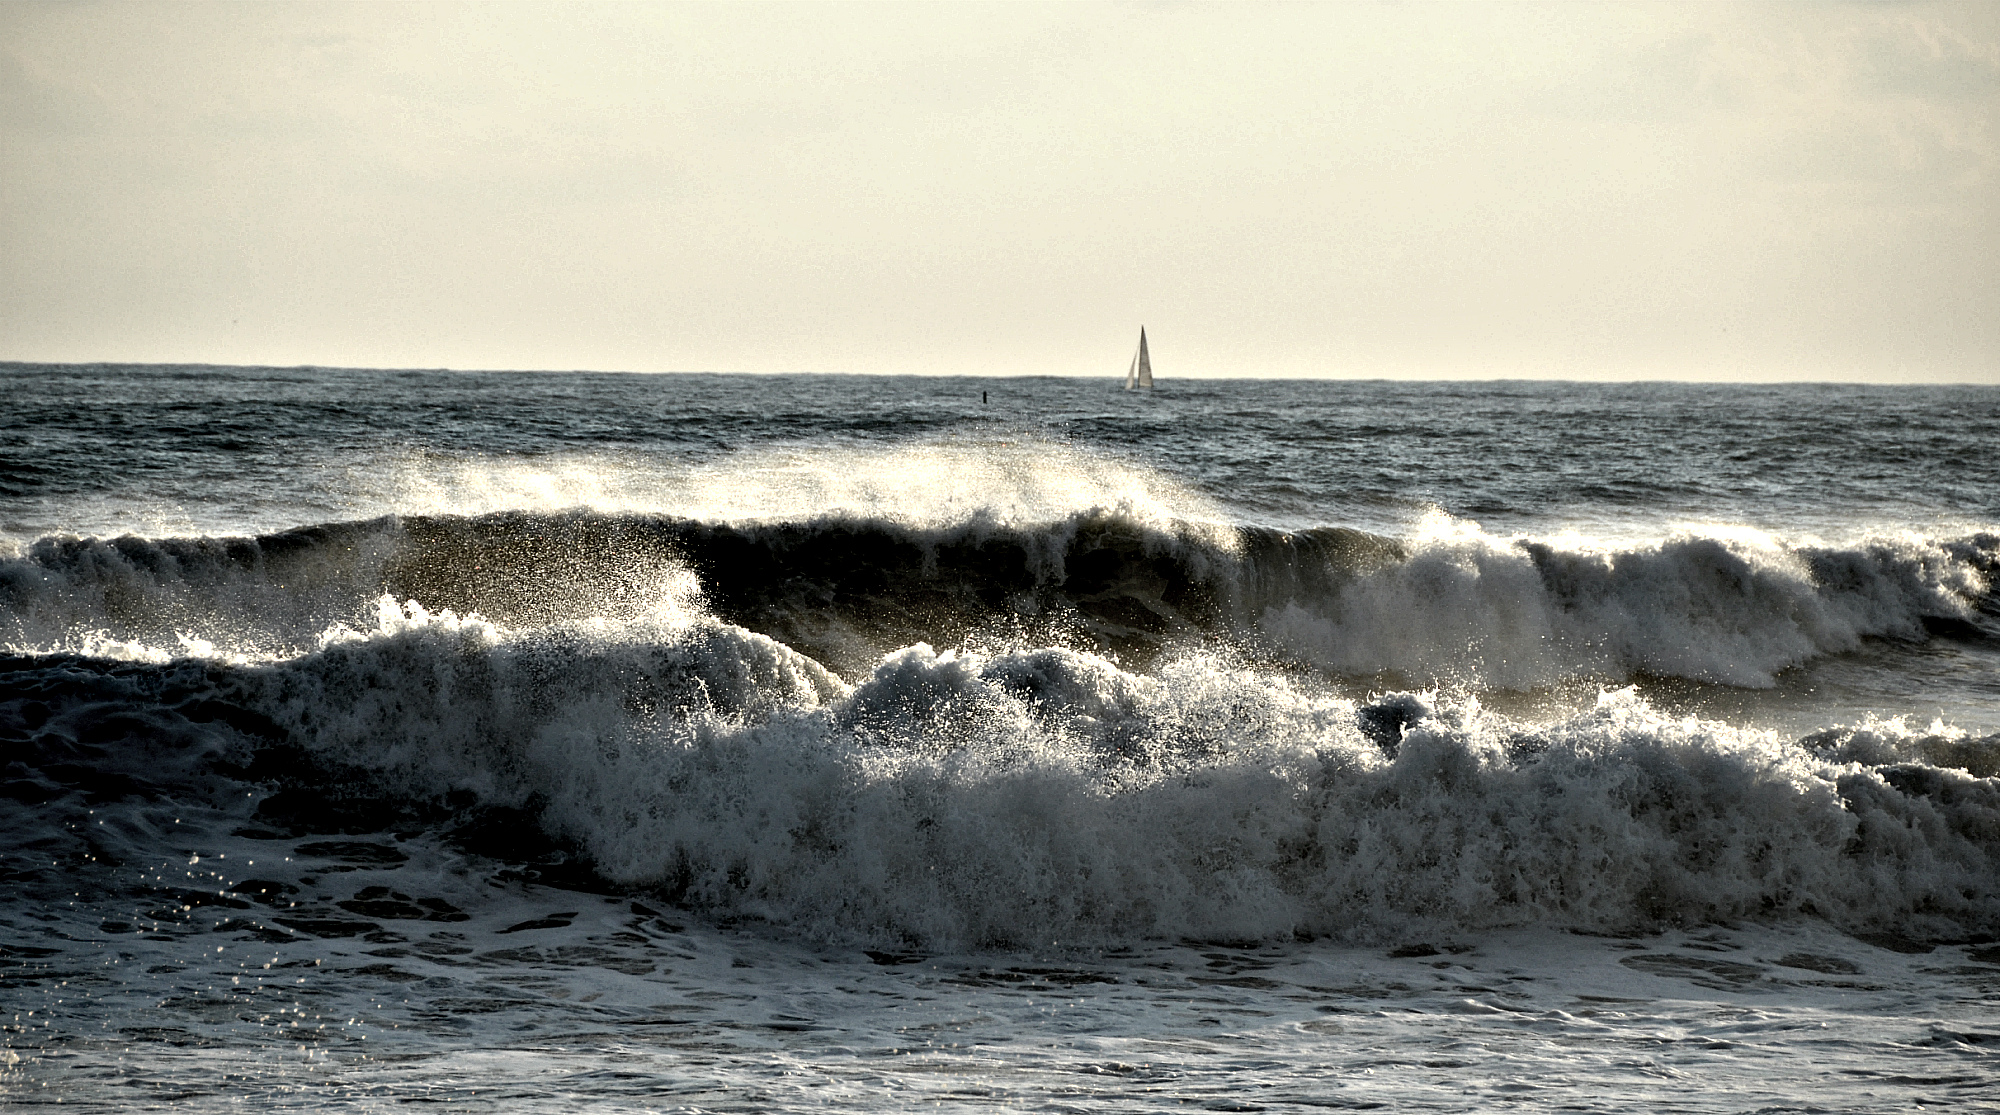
[4,364,1999,1110]
[10,367,2000,540]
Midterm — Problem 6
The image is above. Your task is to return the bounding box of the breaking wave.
[3,509,1993,688]
[8,599,1998,950]
[4,450,1997,949]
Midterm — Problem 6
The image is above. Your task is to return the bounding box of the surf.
[10,605,1999,950]
[5,505,1992,689]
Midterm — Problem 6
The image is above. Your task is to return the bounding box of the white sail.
[1125,327,1153,389]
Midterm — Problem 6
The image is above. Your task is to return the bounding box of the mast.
[1125,327,1153,390]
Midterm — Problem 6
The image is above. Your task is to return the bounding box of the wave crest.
[4,512,1993,689]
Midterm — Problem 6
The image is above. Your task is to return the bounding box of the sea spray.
[207,604,2000,948]
[7,510,1992,688]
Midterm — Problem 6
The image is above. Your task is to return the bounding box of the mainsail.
[1124,327,1153,389]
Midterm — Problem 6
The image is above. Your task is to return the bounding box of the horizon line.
[3,358,1996,388]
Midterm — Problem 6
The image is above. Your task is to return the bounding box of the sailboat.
[1124,327,1153,390]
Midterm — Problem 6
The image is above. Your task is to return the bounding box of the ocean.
[3,363,1997,1111]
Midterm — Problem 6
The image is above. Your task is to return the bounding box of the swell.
[2,511,1994,688]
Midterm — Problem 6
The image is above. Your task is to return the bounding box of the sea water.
[3,365,1997,1111]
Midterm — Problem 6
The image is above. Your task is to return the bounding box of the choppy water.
[4,364,1998,1110]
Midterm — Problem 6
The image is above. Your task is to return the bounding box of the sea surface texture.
[4,364,1998,1111]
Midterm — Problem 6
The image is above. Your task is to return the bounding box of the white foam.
[234,617,2000,950]
[4,495,1991,696]
[1254,519,1990,688]
[368,440,1227,534]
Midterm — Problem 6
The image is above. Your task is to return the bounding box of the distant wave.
[3,510,1993,688]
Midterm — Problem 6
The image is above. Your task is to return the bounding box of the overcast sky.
[3,1,1996,380]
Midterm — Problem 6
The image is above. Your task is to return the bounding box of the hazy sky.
[4,1,1996,380]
